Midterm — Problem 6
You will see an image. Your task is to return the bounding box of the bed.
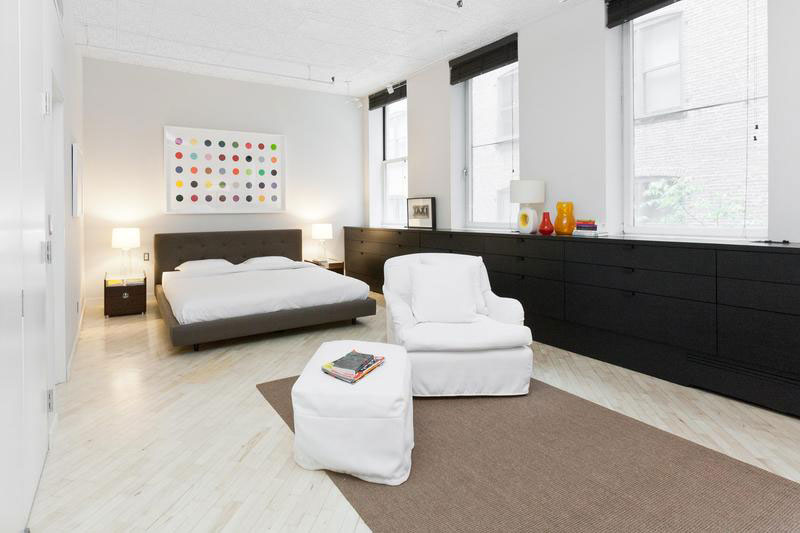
[154,229,376,350]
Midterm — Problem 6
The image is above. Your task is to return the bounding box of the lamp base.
[517,205,539,234]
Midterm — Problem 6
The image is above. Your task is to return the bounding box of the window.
[382,99,408,226]
[466,62,519,227]
[625,0,768,237]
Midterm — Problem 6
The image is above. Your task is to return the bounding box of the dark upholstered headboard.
[153,229,302,285]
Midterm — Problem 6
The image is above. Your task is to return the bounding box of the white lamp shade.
[311,223,333,241]
[111,227,140,250]
[510,179,545,204]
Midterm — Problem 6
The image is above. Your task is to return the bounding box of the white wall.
[83,59,364,298]
[407,61,456,229]
[768,0,800,242]
[518,0,621,230]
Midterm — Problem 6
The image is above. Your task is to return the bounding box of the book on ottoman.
[322,349,385,384]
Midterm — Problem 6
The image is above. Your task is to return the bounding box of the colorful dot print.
[167,128,283,213]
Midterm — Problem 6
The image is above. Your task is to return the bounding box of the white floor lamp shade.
[510,180,545,233]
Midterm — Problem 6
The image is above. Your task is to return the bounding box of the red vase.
[539,212,554,236]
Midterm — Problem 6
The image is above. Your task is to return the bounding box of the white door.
[0,0,27,529]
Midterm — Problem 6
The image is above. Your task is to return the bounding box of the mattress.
[161,261,370,325]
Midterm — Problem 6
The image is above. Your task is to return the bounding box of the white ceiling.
[72,0,581,96]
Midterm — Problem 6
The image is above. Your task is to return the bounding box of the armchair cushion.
[410,263,479,323]
[401,316,532,352]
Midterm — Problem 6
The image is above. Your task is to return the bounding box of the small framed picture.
[407,197,436,230]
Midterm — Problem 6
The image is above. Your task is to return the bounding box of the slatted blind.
[448,34,517,86]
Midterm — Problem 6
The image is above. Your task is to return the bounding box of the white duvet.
[161,261,370,325]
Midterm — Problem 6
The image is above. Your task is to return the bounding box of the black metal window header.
[606,0,682,28]
[448,33,518,86]
[368,83,407,111]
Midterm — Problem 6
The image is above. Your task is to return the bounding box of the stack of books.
[573,219,607,238]
[322,349,385,384]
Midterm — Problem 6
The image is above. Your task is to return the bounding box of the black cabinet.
[343,226,800,417]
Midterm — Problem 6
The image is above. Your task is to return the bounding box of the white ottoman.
[291,340,414,485]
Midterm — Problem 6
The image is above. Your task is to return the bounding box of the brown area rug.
[257,378,800,533]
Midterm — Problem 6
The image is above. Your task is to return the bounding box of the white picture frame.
[164,125,287,214]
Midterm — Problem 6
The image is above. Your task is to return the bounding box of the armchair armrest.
[383,289,417,344]
[484,291,525,325]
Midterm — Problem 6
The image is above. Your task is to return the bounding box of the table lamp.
[112,227,140,275]
[510,179,545,233]
[311,223,333,263]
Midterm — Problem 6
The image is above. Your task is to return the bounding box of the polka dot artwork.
[166,126,285,213]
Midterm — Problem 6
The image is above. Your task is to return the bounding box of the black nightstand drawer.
[105,284,146,317]
[484,254,562,281]
[345,227,419,246]
[419,232,484,253]
[565,284,716,353]
[565,241,715,275]
[484,236,562,260]
[565,262,715,303]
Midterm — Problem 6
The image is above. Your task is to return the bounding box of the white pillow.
[410,263,479,323]
[420,255,488,314]
[240,256,297,268]
[174,259,234,273]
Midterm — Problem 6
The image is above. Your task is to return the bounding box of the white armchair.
[383,253,533,397]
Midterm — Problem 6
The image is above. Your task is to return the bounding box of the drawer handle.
[627,268,635,274]
[624,291,636,298]
[122,292,129,299]
[517,256,525,262]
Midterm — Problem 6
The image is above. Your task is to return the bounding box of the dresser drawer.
[104,284,146,317]
[718,306,800,377]
[345,239,418,258]
[419,232,484,253]
[565,284,716,353]
[718,278,800,315]
[484,236,562,260]
[484,254,562,281]
[717,250,800,284]
[565,263,715,303]
[345,227,419,246]
[489,271,564,320]
[344,251,386,278]
[565,241,715,275]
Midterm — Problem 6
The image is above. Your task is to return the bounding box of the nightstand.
[305,259,344,275]
[105,272,146,317]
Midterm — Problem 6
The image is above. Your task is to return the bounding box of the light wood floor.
[30,295,800,532]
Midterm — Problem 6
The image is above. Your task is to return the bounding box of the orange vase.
[554,202,576,236]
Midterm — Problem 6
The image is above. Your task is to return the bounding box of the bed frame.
[154,229,376,350]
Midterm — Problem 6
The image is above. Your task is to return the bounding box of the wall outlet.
[143,252,150,261]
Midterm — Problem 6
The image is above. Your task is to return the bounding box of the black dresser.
[344,226,800,417]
